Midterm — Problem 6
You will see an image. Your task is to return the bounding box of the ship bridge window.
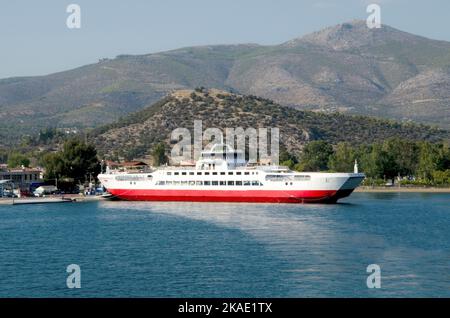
[236,181,242,186]
[204,181,211,185]
[228,172,233,175]
[182,172,187,175]
[236,172,242,175]
[244,172,250,175]
[189,172,194,175]
[227,181,234,186]
[167,172,172,176]
[213,172,218,175]
[197,172,202,175]
[205,172,210,175]
[294,175,311,181]
[196,181,203,185]
[174,172,179,176]
[212,181,218,186]
[244,181,251,186]
[252,181,261,186]
[220,172,225,175]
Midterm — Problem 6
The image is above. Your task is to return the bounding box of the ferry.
[98,144,365,203]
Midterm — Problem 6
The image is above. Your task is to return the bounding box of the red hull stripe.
[107,189,339,203]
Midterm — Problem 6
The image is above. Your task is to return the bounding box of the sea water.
[0,192,449,297]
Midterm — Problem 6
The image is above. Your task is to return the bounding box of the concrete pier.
[0,195,104,205]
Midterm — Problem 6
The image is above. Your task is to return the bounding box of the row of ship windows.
[166,171,258,176]
[155,180,263,186]
[266,175,311,181]
[117,174,311,182]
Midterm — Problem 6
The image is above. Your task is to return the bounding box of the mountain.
[2,20,450,143]
[92,89,449,161]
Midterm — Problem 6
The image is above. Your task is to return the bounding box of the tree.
[328,142,356,172]
[38,127,57,144]
[417,142,443,181]
[298,141,333,172]
[281,159,297,169]
[279,147,298,169]
[382,138,419,177]
[359,144,387,179]
[0,149,8,164]
[42,138,100,183]
[41,152,64,180]
[7,152,30,168]
[152,143,168,166]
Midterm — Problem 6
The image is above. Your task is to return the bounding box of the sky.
[0,0,449,79]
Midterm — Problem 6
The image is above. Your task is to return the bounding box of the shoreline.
[0,195,103,205]
[355,187,450,193]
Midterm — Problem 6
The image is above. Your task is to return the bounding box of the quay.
[0,195,104,205]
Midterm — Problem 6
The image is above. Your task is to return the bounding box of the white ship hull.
[99,171,365,203]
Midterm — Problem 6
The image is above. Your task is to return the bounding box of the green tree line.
[281,138,450,186]
[3,136,450,187]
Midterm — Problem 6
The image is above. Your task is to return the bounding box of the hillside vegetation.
[2,20,450,144]
[92,89,449,161]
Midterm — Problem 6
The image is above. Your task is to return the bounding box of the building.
[0,167,44,193]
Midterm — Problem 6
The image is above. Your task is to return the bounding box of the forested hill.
[92,89,449,160]
[3,20,450,144]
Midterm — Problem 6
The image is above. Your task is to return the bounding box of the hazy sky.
[1,0,449,79]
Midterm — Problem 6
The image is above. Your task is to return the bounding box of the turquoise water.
[0,193,449,297]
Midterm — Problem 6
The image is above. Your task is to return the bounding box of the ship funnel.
[354,160,359,174]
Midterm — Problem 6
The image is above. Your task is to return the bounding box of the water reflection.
[100,201,337,247]
[98,194,450,297]
[99,201,371,296]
